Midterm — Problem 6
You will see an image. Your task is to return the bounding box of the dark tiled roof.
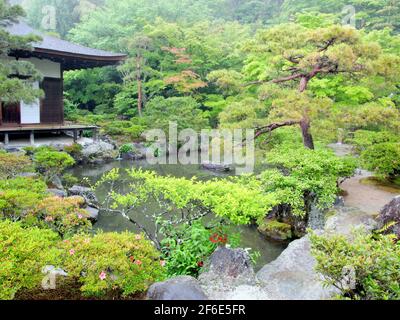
[6,21,126,60]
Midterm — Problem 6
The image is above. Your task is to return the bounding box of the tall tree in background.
[215,24,400,149]
[118,35,155,117]
[0,0,42,104]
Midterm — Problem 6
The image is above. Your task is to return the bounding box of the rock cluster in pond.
[68,185,99,207]
[80,140,118,164]
[147,276,208,300]
[377,196,400,238]
[201,163,232,172]
[120,143,148,161]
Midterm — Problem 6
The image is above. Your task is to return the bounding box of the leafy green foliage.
[27,196,92,238]
[119,144,134,154]
[0,0,43,104]
[361,143,400,179]
[161,221,239,277]
[310,230,400,300]
[260,145,357,215]
[0,220,62,300]
[143,96,210,132]
[60,232,165,297]
[350,130,399,152]
[0,152,33,179]
[0,177,47,221]
[34,150,75,182]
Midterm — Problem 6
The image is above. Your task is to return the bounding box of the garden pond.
[70,159,288,270]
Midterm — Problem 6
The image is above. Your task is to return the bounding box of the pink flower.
[135,235,142,240]
[69,249,75,256]
[160,260,166,267]
[99,271,107,281]
[134,260,142,266]
[78,214,84,219]
[45,216,54,222]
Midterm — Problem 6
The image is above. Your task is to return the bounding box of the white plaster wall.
[20,81,40,124]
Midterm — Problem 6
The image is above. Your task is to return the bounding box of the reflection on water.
[70,159,287,270]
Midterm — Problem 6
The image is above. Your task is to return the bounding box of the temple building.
[1,20,126,145]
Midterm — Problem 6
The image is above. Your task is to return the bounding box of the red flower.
[129,256,135,263]
[209,233,219,243]
[197,261,204,268]
[210,233,228,244]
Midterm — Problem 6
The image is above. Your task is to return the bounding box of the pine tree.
[0,0,42,104]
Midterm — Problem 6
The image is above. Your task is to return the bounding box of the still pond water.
[71,159,287,270]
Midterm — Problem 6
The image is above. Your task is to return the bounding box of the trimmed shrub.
[60,232,166,297]
[360,142,400,179]
[310,231,400,300]
[27,197,92,238]
[0,152,33,179]
[0,177,48,221]
[350,130,399,153]
[0,220,62,300]
[34,150,75,181]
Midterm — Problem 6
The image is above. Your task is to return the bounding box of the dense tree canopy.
[0,0,42,103]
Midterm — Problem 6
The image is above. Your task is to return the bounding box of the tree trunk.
[298,76,315,150]
[136,57,143,117]
[299,76,309,92]
[300,117,315,150]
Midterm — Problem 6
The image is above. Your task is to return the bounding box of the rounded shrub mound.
[361,142,400,179]
[0,220,62,300]
[27,196,92,238]
[60,232,166,297]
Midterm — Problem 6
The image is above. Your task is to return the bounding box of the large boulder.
[50,175,64,190]
[377,196,400,238]
[47,189,68,198]
[147,276,208,300]
[68,185,99,207]
[81,141,117,163]
[85,206,99,222]
[325,207,378,236]
[198,247,256,300]
[256,236,339,300]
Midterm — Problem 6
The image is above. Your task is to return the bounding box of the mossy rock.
[258,219,293,241]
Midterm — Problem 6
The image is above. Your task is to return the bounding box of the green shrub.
[310,231,400,300]
[62,173,79,189]
[0,177,48,221]
[102,120,131,136]
[64,144,83,158]
[0,220,62,300]
[27,196,92,238]
[161,221,239,277]
[123,125,146,140]
[34,150,75,182]
[143,96,210,132]
[119,144,134,154]
[0,152,33,179]
[350,130,399,153]
[60,232,165,297]
[360,142,400,179]
[260,145,357,215]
